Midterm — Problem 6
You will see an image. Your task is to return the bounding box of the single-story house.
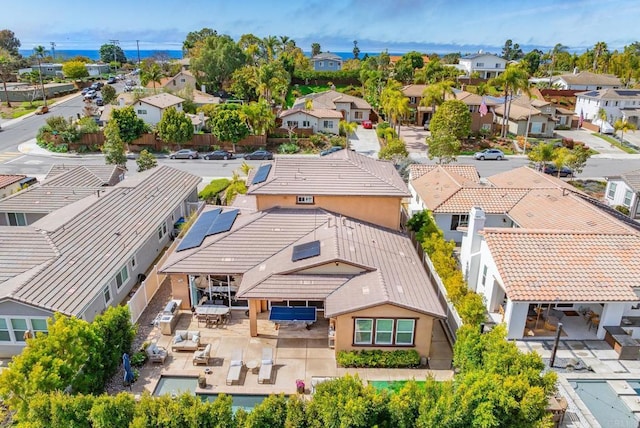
[0,165,201,357]
[311,53,342,71]
[279,108,343,134]
[551,70,622,91]
[604,168,640,220]
[292,90,371,123]
[0,175,28,200]
[135,93,185,126]
[85,63,111,77]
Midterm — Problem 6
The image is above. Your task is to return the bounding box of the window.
[302,120,310,127]
[11,319,27,342]
[103,285,112,305]
[137,109,147,114]
[115,265,129,290]
[481,123,491,130]
[7,212,26,226]
[0,319,10,342]
[354,111,363,119]
[286,120,297,128]
[375,319,393,344]
[297,195,314,204]
[173,80,176,86]
[476,62,484,67]
[319,61,324,67]
[395,319,415,345]
[31,319,48,336]
[158,222,167,240]
[481,265,488,286]
[605,101,609,106]
[323,120,334,129]
[495,63,500,68]
[450,214,469,230]
[409,97,417,104]
[624,190,633,207]
[329,62,333,66]
[608,182,617,199]
[354,319,373,344]
[180,78,185,83]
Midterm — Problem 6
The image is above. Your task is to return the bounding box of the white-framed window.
[7,212,27,226]
[158,222,167,240]
[302,120,310,127]
[30,319,48,336]
[115,265,129,290]
[354,111,363,119]
[482,123,491,130]
[180,78,185,83]
[103,285,112,305]
[297,195,314,204]
[481,265,488,286]
[323,120,334,129]
[395,319,415,345]
[137,109,147,115]
[495,63,500,68]
[0,319,10,342]
[624,190,633,207]
[375,319,393,344]
[286,120,297,128]
[608,182,617,199]
[11,319,28,342]
[450,214,469,230]
[319,61,324,67]
[354,318,373,344]
[476,62,484,67]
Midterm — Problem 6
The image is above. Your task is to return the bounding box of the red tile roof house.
[160,150,447,361]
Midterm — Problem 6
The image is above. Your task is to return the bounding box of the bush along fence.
[406,210,487,341]
[336,349,421,368]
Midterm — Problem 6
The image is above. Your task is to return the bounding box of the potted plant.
[296,379,305,394]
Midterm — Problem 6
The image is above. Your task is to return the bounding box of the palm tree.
[491,65,530,137]
[614,119,637,143]
[262,35,279,61]
[33,45,48,107]
[547,43,568,85]
[592,41,608,72]
[597,108,608,133]
[380,81,409,137]
[420,81,455,124]
[0,49,16,108]
[141,63,163,93]
[527,142,555,171]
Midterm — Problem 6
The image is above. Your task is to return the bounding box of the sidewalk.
[18,138,103,158]
[0,92,82,129]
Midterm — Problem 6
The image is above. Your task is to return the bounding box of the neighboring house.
[0,165,125,226]
[24,63,63,77]
[604,168,640,220]
[145,70,197,92]
[160,152,445,360]
[247,149,410,230]
[493,98,556,137]
[551,70,622,91]
[401,84,428,125]
[192,89,221,107]
[457,52,506,79]
[292,90,371,123]
[575,89,640,127]
[186,112,208,132]
[278,108,343,134]
[0,175,28,199]
[135,93,185,126]
[460,206,640,341]
[0,166,201,357]
[310,52,342,71]
[85,63,111,77]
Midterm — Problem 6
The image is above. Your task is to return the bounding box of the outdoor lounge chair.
[193,343,212,365]
[258,347,274,384]
[226,349,243,385]
[146,343,168,364]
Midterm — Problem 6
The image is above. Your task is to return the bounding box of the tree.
[501,39,524,60]
[491,64,530,137]
[136,149,157,172]
[241,99,275,135]
[311,42,321,57]
[393,51,425,83]
[100,84,116,104]
[565,144,592,175]
[229,66,259,102]
[156,106,193,148]
[110,106,146,150]
[352,40,360,59]
[98,43,126,64]
[420,81,456,121]
[0,29,21,57]
[255,61,290,103]
[592,41,609,72]
[210,105,250,152]
[614,119,637,143]
[33,45,47,107]
[0,48,17,107]
[182,27,217,57]
[339,120,357,138]
[430,99,471,140]
[190,34,246,91]
[521,49,543,75]
[527,142,555,171]
[380,80,410,136]
[378,138,408,160]
[102,119,126,167]
[597,107,608,132]
[427,131,461,164]
[140,63,163,93]
[62,61,89,79]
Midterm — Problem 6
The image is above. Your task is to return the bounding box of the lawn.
[285,84,350,107]
[0,101,45,119]
[591,132,638,154]
[369,380,426,393]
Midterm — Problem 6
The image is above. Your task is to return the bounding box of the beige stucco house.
[279,108,343,134]
[292,90,371,123]
[145,70,197,92]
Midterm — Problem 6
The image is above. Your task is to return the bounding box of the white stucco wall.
[505,301,529,340]
[604,178,636,208]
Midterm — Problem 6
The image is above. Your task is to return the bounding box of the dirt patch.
[568,179,606,199]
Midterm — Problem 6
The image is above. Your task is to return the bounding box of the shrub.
[329,135,347,148]
[309,134,326,147]
[336,349,421,368]
[198,178,230,202]
[615,205,630,215]
[378,138,408,160]
[278,143,300,154]
[130,351,147,367]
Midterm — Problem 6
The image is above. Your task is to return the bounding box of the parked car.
[95,97,104,106]
[84,90,97,99]
[244,150,273,160]
[320,146,343,156]
[474,148,504,160]
[90,82,103,91]
[203,150,234,160]
[543,164,573,177]
[123,85,134,92]
[362,120,373,129]
[169,149,199,159]
[106,76,117,84]
[81,87,91,95]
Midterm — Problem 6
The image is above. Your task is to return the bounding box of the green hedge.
[198,178,230,203]
[336,349,421,368]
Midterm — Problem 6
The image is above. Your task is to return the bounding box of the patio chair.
[193,343,212,365]
[226,349,243,385]
[146,343,168,364]
[258,347,274,384]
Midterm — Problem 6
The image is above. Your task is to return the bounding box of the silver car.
[474,148,504,160]
[169,149,199,159]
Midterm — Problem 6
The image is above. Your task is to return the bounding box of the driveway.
[349,125,379,157]
[555,129,630,157]
[400,125,429,154]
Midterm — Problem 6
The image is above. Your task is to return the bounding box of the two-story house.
[575,89,640,127]
[135,93,184,126]
[145,70,197,92]
[292,90,371,124]
[310,52,342,71]
[457,52,506,79]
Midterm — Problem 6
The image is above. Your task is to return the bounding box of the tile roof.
[450,90,498,106]
[293,90,371,111]
[483,229,640,302]
[557,71,621,86]
[435,187,529,214]
[161,208,446,318]
[617,169,640,192]
[576,88,640,101]
[401,84,428,98]
[139,93,184,109]
[409,164,480,182]
[248,150,409,197]
[44,165,124,186]
[0,175,26,189]
[494,103,543,121]
[2,166,201,315]
[279,108,344,119]
[410,166,482,211]
[487,166,583,195]
[0,228,58,286]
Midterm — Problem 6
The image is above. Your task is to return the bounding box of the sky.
[5,0,640,54]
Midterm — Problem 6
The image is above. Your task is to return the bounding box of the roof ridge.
[343,152,406,192]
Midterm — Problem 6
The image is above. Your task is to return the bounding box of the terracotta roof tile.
[409,164,480,182]
[410,166,482,211]
[487,166,585,195]
[435,188,528,214]
[0,175,26,190]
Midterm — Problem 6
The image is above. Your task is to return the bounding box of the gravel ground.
[105,277,172,394]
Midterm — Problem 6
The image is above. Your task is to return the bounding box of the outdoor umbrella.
[123,353,135,386]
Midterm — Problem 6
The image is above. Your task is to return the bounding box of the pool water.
[201,394,269,413]
[153,375,198,396]
[572,381,639,428]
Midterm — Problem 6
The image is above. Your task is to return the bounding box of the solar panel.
[176,209,221,252]
[252,164,272,185]
[582,91,599,97]
[615,90,640,96]
[292,240,321,262]
[206,209,239,236]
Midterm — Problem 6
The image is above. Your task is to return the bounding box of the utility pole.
[50,42,56,59]
[109,39,119,67]
[136,40,141,68]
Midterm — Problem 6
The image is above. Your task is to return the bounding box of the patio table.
[195,305,230,316]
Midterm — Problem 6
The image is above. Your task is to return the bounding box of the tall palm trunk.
[2,80,11,108]
[37,58,47,107]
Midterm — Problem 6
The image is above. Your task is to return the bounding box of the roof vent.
[362,286,370,295]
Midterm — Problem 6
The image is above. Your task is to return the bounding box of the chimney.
[460,207,486,291]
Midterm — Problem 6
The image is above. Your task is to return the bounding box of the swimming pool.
[153,375,198,396]
[201,394,269,413]
[572,380,639,428]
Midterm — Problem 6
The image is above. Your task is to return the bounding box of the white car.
[83,90,97,100]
